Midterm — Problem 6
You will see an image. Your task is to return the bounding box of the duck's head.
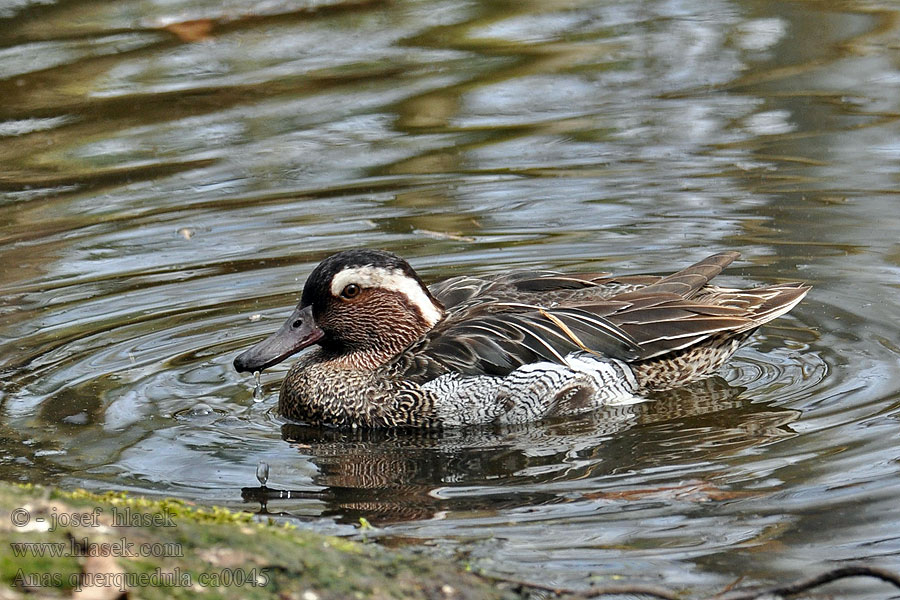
[233,249,444,372]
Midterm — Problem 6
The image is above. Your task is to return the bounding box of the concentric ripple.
[724,338,829,406]
[3,0,900,597]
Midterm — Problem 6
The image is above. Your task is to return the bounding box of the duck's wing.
[390,299,644,381]
[428,270,615,309]
[413,268,665,379]
[594,252,808,358]
[617,251,740,298]
[426,252,742,310]
[605,282,810,359]
[397,252,807,381]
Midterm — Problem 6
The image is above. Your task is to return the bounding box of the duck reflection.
[242,377,799,524]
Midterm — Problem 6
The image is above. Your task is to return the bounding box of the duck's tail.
[697,281,810,332]
[628,281,811,391]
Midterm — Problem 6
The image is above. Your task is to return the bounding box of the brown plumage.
[392,252,808,386]
[234,250,810,428]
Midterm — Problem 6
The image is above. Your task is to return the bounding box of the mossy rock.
[0,481,525,600]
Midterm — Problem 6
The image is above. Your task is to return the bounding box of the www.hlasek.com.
[10,537,183,558]
[14,568,270,591]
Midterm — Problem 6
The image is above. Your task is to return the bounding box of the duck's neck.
[319,347,399,370]
[321,318,439,370]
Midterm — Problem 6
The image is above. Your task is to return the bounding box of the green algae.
[1,482,523,600]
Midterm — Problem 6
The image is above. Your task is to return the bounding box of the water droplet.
[256,461,269,486]
[252,371,263,402]
[190,403,213,417]
[62,412,89,425]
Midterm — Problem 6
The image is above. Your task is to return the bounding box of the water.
[2,0,900,595]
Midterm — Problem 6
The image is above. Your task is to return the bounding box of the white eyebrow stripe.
[330,265,443,326]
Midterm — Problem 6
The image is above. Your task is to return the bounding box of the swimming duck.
[233,249,809,428]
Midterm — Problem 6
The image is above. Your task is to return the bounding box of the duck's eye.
[341,283,361,299]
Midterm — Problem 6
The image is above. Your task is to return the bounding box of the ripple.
[724,338,829,406]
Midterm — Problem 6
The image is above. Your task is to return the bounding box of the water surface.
[2,0,900,596]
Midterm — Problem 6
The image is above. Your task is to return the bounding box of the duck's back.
[427,269,660,311]
[396,252,775,380]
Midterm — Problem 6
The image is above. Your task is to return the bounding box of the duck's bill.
[233,305,323,373]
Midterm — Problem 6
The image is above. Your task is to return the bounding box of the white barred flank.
[425,352,642,426]
[329,265,443,326]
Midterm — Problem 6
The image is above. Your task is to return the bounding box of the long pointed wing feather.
[393,253,809,381]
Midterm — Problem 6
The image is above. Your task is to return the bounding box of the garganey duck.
[234,249,809,428]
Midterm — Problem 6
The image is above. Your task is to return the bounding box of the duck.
[233,249,809,428]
